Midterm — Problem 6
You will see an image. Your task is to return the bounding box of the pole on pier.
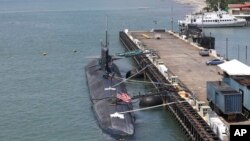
[209,32,211,49]
[246,45,248,64]
[226,38,228,60]
[238,45,240,60]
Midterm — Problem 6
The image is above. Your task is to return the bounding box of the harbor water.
[0,0,249,141]
[204,27,250,65]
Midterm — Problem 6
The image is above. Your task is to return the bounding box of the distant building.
[228,3,250,19]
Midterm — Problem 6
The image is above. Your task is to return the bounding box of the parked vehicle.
[206,59,224,65]
[199,49,209,56]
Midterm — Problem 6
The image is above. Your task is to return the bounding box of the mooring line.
[114,76,173,86]
[118,100,187,114]
[112,64,152,87]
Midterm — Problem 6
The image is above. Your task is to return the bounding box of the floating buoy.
[43,52,47,56]
[139,96,163,107]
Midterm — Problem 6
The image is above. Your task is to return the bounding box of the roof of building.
[218,59,250,76]
[228,3,250,8]
[231,76,250,88]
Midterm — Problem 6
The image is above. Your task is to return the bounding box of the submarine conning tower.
[100,22,112,73]
[100,44,113,75]
[100,46,109,70]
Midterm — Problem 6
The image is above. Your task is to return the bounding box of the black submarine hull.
[85,59,135,139]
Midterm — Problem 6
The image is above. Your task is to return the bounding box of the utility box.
[170,76,178,86]
[200,105,211,117]
[151,55,157,63]
[196,101,205,112]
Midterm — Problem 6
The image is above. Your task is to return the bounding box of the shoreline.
[173,0,206,12]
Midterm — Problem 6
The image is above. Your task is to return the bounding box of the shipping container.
[207,81,216,102]
[223,76,250,111]
[207,81,242,114]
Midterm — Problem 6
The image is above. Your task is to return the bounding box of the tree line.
[206,0,250,10]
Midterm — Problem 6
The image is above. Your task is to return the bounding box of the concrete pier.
[119,31,221,141]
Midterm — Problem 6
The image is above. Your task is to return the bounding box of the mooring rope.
[111,64,152,87]
[118,100,187,114]
[114,76,173,86]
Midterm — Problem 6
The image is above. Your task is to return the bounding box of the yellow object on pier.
[141,34,150,39]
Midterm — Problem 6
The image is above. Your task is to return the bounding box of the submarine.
[85,28,135,139]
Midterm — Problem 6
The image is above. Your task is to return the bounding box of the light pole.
[238,45,240,60]
[226,38,228,60]
[246,45,248,64]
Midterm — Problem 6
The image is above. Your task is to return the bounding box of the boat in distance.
[85,28,135,139]
[178,8,247,28]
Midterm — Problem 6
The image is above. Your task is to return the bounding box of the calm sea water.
[0,0,190,141]
[204,27,250,65]
[0,0,249,141]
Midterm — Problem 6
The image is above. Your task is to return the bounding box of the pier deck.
[130,31,222,101]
